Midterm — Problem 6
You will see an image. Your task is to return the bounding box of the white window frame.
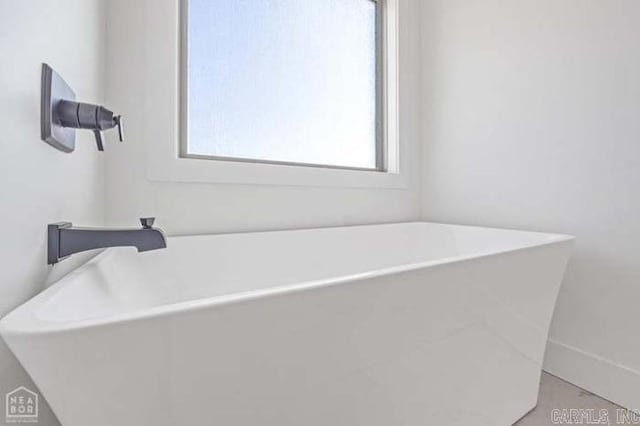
[147,0,405,188]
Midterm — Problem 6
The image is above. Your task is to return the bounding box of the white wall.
[103,0,422,236]
[0,1,106,425]
[421,0,640,409]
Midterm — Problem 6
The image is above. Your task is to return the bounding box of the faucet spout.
[48,218,167,264]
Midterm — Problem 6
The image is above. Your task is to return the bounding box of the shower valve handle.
[115,115,124,142]
[55,100,124,151]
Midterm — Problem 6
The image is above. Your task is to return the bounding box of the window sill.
[148,154,407,189]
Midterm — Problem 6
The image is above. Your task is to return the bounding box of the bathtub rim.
[0,221,574,337]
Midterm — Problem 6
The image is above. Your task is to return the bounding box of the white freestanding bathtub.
[1,222,573,426]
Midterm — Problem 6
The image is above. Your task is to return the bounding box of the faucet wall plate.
[48,222,72,264]
[41,64,76,153]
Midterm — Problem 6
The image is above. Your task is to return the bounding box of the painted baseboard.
[544,339,640,411]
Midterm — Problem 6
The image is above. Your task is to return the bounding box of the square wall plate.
[41,63,76,153]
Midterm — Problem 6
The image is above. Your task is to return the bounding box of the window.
[182,0,385,171]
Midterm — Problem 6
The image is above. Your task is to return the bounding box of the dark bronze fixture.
[41,63,124,152]
[47,218,167,265]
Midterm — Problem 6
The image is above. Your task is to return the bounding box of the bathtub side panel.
[5,241,571,426]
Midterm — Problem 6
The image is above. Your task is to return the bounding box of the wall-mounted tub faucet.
[47,218,167,265]
[41,63,124,152]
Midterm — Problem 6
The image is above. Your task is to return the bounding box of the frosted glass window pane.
[186,0,379,169]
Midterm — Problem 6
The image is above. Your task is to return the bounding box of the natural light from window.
[185,0,380,170]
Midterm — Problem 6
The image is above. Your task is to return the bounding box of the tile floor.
[515,372,635,425]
